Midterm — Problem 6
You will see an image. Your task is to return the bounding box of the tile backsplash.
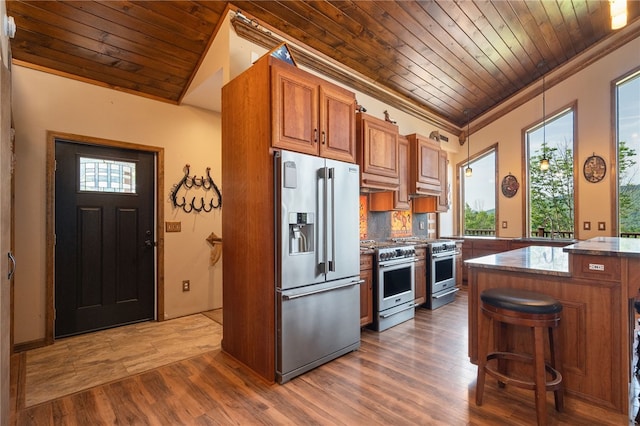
[359,195,432,241]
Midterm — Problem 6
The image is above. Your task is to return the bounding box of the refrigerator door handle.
[321,166,329,275]
[282,279,364,300]
[328,167,336,272]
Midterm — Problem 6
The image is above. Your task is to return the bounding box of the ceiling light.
[610,0,627,30]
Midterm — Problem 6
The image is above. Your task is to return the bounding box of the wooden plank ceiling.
[7,1,640,130]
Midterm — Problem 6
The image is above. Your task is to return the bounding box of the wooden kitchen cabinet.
[368,134,409,211]
[272,60,356,163]
[435,149,449,211]
[414,247,427,305]
[356,112,400,191]
[407,134,442,196]
[395,135,410,209]
[460,238,512,284]
[360,254,374,326]
[412,149,449,213]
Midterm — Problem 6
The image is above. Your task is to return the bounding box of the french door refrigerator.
[275,150,361,383]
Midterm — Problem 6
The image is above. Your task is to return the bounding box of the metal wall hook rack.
[170,164,222,213]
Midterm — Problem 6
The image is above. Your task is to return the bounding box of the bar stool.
[475,288,563,426]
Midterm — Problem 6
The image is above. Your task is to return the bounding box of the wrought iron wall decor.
[170,164,222,213]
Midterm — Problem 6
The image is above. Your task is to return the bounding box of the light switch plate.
[166,221,181,232]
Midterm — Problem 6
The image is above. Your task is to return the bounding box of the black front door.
[55,140,155,338]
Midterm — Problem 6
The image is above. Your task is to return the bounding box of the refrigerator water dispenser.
[289,212,314,254]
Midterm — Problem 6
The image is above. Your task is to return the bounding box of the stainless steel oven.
[372,245,416,331]
[427,241,459,309]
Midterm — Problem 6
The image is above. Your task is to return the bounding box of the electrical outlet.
[419,221,425,230]
[166,221,181,232]
[182,280,190,292]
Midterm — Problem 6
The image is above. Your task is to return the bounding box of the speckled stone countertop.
[465,245,571,277]
[563,236,640,258]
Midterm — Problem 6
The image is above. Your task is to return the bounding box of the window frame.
[522,101,578,239]
[458,143,498,237]
[613,66,640,237]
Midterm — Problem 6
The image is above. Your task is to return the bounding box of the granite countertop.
[465,246,570,277]
[563,237,640,258]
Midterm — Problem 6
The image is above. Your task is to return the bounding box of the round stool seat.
[481,288,563,315]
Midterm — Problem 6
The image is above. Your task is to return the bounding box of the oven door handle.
[433,288,460,299]
[380,304,416,318]
[379,258,417,268]
[431,252,455,259]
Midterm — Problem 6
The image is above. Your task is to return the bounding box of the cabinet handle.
[322,131,326,145]
[7,252,15,280]
[314,129,318,143]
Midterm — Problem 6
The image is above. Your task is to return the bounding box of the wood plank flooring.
[10,289,628,425]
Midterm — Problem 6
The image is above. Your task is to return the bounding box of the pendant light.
[464,109,472,177]
[539,63,550,171]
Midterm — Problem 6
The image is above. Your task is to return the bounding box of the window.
[526,108,575,238]
[79,157,136,193]
[616,70,640,236]
[462,148,496,236]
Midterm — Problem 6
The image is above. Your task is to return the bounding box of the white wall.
[448,35,640,239]
[12,66,222,344]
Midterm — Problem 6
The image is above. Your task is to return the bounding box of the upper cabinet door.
[408,134,442,196]
[394,135,410,210]
[271,64,319,155]
[436,149,449,211]
[319,85,356,163]
[356,113,399,191]
[271,62,356,162]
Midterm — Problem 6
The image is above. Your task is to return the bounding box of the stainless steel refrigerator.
[275,150,361,383]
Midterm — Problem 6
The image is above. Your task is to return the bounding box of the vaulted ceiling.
[7,1,640,132]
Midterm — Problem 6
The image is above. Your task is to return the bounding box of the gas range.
[360,239,416,264]
[389,236,457,255]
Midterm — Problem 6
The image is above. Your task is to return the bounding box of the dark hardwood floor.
[10,289,628,425]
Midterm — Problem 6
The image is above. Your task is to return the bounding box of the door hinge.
[54,160,57,171]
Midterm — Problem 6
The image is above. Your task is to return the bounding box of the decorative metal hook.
[169,164,222,213]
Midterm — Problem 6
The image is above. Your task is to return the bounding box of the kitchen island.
[466,237,640,416]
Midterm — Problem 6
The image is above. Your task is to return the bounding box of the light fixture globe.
[539,158,550,171]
